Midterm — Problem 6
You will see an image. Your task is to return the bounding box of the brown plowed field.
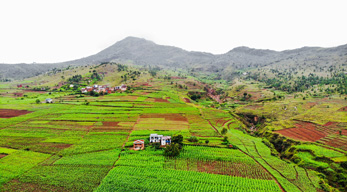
[141,114,187,122]
[154,98,169,103]
[336,130,347,136]
[303,102,317,109]
[274,122,326,142]
[0,109,32,118]
[102,122,119,126]
[183,98,191,103]
[338,106,347,111]
[0,153,8,159]
[323,122,335,126]
[324,137,347,151]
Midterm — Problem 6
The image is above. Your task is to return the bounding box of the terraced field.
[0,84,323,191]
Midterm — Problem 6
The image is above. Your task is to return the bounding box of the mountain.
[1,36,347,80]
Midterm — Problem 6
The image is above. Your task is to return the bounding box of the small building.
[150,134,163,143]
[161,136,171,146]
[69,84,74,88]
[45,98,53,103]
[121,84,127,91]
[81,88,87,93]
[150,134,171,146]
[133,140,145,150]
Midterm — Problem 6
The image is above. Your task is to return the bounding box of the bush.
[35,99,40,104]
[172,135,183,144]
[188,136,199,142]
[341,161,347,170]
[221,128,228,135]
[205,140,209,144]
[164,143,181,157]
[223,136,228,142]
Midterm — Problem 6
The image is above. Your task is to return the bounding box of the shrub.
[188,136,199,142]
[221,128,228,135]
[172,135,183,144]
[223,136,228,142]
[164,143,181,157]
[35,99,40,104]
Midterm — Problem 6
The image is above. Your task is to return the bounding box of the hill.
[1,37,346,80]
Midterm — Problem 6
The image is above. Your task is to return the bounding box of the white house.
[161,136,171,146]
[150,134,163,143]
[69,84,74,88]
[120,84,127,91]
[45,98,53,103]
[81,88,87,93]
[149,134,171,146]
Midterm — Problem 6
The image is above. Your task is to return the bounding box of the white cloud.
[0,0,346,63]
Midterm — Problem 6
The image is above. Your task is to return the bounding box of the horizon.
[1,0,347,64]
[1,36,347,65]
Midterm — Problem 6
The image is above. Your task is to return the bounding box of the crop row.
[96,166,281,192]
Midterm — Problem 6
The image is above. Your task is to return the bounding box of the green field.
[1,63,346,191]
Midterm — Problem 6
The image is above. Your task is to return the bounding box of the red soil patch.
[92,128,131,132]
[2,179,67,192]
[13,92,23,97]
[338,106,347,111]
[172,160,272,180]
[336,130,347,136]
[141,114,187,122]
[323,122,336,127]
[102,122,119,126]
[275,122,327,142]
[154,98,169,103]
[323,137,347,151]
[216,119,231,127]
[304,102,317,109]
[183,98,191,103]
[23,90,46,93]
[52,81,65,89]
[0,153,8,159]
[0,109,32,118]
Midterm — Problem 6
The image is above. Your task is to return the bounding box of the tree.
[172,135,183,144]
[164,143,181,157]
[243,92,248,98]
[35,99,40,104]
[205,140,210,144]
[221,128,228,135]
[223,136,228,142]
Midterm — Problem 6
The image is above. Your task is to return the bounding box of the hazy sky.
[1,0,346,64]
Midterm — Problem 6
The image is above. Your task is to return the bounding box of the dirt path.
[207,120,222,136]
[199,108,222,137]
[238,148,285,192]
[251,141,304,192]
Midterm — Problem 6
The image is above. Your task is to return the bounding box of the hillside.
[1,37,346,80]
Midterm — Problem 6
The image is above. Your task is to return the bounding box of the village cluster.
[81,84,127,94]
[133,134,171,150]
